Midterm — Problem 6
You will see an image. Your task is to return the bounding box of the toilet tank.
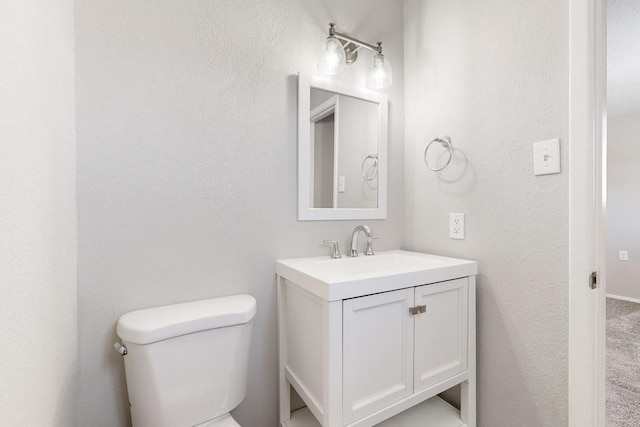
[116,295,257,427]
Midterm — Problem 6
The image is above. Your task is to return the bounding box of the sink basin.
[315,253,445,276]
[276,250,477,301]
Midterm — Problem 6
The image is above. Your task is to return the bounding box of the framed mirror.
[298,73,388,220]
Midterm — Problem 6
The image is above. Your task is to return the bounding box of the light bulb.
[317,36,346,75]
[366,53,393,89]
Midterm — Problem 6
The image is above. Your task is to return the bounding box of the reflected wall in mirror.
[310,89,379,209]
[298,74,388,221]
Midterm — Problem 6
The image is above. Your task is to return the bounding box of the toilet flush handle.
[113,342,128,356]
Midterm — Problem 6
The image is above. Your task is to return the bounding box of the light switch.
[619,250,629,261]
[534,139,561,176]
[338,176,345,193]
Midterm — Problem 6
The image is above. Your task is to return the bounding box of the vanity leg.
[277,275,291,425]
[322,300,343,427]
[461,276,476,427]
[461,380,476,427]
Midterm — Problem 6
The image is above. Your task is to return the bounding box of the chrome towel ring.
[361,155,379,181]
[424,136,453,171]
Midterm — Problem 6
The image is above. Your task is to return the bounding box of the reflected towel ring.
[424,136,453,171]
[361,155,379,181]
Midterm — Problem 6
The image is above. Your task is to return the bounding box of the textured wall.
[607,0,640,116]
[75,1,404,426]
[403,1,569,425]
[607,114,640,300]
[0,0,77,425]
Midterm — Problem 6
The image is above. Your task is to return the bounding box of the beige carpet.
[607,297,640,427]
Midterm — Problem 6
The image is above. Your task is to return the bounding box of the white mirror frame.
[298,73,388,221]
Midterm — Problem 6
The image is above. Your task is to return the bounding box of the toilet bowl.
[115,294,256,427]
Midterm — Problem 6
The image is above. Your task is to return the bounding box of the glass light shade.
[366,53,393,89]
[317,36,346,75]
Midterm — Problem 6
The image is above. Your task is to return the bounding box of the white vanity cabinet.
[343,279,468,424]
[276,250,477,427]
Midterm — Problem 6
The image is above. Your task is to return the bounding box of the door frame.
[310,95,339,208]
[568,0,607,425]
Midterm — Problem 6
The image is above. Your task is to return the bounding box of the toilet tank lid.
[116,295,257,345]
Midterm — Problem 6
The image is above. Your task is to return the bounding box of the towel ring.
[424,136,453,171]
[361,155,379,181]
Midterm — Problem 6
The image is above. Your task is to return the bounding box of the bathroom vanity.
[276,250,477,427]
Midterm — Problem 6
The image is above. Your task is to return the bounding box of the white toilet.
[115,294,257,427]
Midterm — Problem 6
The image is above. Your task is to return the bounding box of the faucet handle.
[323,240,342,259]
[364,237,379,256]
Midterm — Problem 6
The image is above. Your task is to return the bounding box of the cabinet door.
[414,278,468,392]
[342,288,414,425]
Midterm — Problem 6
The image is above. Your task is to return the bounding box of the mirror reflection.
[309,88,379,209]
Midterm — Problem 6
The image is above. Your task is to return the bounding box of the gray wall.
[313,114,335,208]
[0,0,77,425]
[607,114,640,300]
[403,0,570,425]
[75,1,404,426]
[336,96,379,209]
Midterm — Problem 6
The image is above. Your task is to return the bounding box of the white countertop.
[276,250,477,301]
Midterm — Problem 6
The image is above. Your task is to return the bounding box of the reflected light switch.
[534,139,561,176]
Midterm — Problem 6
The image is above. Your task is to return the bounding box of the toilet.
[115,294,257,427]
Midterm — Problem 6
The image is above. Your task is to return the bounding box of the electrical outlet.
[449,213,465,239]
[619,250,629,261]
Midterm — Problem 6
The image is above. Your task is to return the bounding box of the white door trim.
[568,0,607,425]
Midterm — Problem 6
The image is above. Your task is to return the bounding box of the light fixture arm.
[319,23,392,89]
[328,23,383,54]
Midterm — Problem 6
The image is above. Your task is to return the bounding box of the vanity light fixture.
[317,23,393,89]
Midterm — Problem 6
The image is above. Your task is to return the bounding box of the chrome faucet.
[349,225,377,257]
[323,240,342,259]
